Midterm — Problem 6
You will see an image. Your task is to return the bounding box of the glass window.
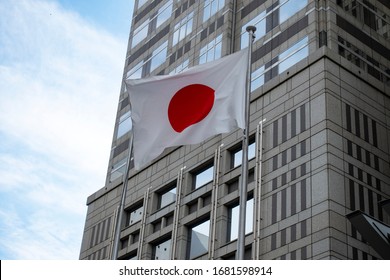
[193,165,214,189]
[338,36,390,84]
[170,59,189,74]
[278,37,309,73]
[241,11,266,49]
[137,0,148,9]
[188,220,210,259]
[156,1,173,29]
[125,205,143,227]
[153,239,171,260]
[279,0,308,24]
[228,198,254,241]
[117,111,132,139]
[199,35,222,64]
[150,41,168,73]
[247,37,309,90]
[127,61,144,80]
[338,0,389,39]
[159,185,176,209]
[251,65,265,92]
[110,157,127,182]
[172,12,194,46]
[241,0,308,49]
[232,141,256,168]
[131,21,150,48]
[203,0,225,22]
[131,1,172,48]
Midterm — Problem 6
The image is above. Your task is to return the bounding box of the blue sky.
[0,0,133,259]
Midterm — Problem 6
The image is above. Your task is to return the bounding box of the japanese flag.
[126,48,248,170]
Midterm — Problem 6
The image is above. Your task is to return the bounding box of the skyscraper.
[79,0,390,260]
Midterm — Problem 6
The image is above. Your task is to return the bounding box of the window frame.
[116,110,132,139]
[131,0,173,48]
[172,11,194,46]
[149,40,168,74]
[110,157,127,182]
[199,34,223,64]
[240,0,308,50]
[192,163,214,190]
[230,136,256,169]
[157,182,177,209]
[227,197,254,242]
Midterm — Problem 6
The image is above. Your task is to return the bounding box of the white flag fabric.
[126,48,248,170]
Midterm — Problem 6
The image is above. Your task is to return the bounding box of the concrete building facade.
[79,0,390,260]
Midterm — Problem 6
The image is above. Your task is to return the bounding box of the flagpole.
[111,132,134,260]
[236,25,256,260]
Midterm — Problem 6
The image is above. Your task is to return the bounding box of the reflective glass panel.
[117,111,132,139]
[156,1,173,28]
[160,187,176,208]
[138,0,148,9]
[278,37,308,73]
[194,165,214,189]
[110,157,127,182]
[229,198,254,241]
[232,142,256,168]
[279,0,308,24]
[251,65,265,92]
[131,18,150,48]
[127,61,144,79]
[170,59,189,74]
[203,0,225,22]
[241,11,266,49]
[150,41,168,73]
[199,35,222,64]
[189,220,210,259]
[131,1,172,48]
[172,12,193,46]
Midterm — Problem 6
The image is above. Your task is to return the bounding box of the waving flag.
[126,48,248,170]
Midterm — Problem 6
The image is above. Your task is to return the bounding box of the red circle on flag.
[168,84,215,133]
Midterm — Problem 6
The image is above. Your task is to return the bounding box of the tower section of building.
[79,0,390,260]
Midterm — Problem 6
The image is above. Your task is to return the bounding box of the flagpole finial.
[246,25,256,33]
[246,26,256,41]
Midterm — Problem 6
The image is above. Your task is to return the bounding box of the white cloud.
[0,0,126,259]
[0,207,80,259]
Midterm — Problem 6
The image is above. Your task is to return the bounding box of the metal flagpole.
[111,132,134,260]
[236,25,256,260]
